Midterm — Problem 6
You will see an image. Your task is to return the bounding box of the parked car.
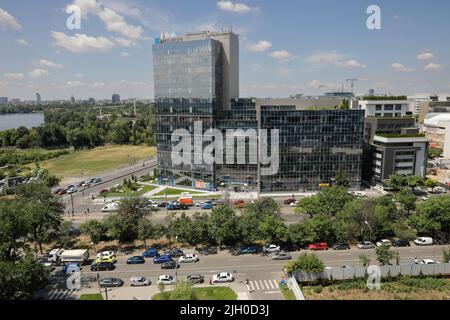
[142,248,160,258]
[165,248,184,257]
[90,262,115,271]
[234,200,246,208]
[161,260,179,269]
[167,202,189,211]
[332,243,350,250]
[239,246,258,255]
[198,247,218,255]
[129,276,151,287]
[414,237,433,246]
[157,201,168,208]
[271,251,292,260]
[263,244,281,253]
[99,277,123,288]
[290,201,299,207]
[283,198,296,205]
[376,239,392,247]
[201,203,213,210]
[357,241,375,249]
[421,259,439,265]
[96,256,116,264]
[77,181,85,187]
[212,272,234,283]
[101,203,119,213]
[393,239,411,247]
[53,188,63,195]
[67,186,77,194]
[308,242,329,251]
[158,275,176,285]
[96,251,116,259]
[90,178,102,184]
[127,256,145,264]
[57,189,67,196]
[63,262,81,274]
[153,255,172,264]
[179,254,199,263]
[432,186,447,194]
[187,273,204,284]
[281,243,304,252]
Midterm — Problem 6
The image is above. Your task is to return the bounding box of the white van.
[414,237,433,246]
[48,248,65,264]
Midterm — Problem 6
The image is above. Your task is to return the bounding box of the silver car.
[357,241,375,249]
[130,276,151,286]
[271,251,292,260]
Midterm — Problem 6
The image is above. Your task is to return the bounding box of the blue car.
[240,246,258,254]
[202,203,213,210]
[153,255,172,264]
[127,256,145,264]
[142,248,160,258]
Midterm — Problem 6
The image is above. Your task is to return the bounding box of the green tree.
[0,199,30,261]
[394,189,417,215]
[244,197,280,219]
[208,205,238,246]
[425,178,439,192]
[170,281,195,300]
[259,215,287,244]
[80,220,107,250]
[375,244,396,266]
[301,214,335,244]
[334,166,350,188]
[359,254,371,267]
[296,187,353,217]
[137,218,157,249]
[238,212,262,245]
[285,253,324,274]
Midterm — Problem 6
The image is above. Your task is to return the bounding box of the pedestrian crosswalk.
[47,289,77,300]
[246,279,280,292]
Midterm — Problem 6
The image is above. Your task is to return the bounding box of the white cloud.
[417,52,435,61]
[246,40,272,52]
[270,50,293,60]
[38,59,65,68]
[4,72,25,80]
[216,1,258,14]
[0,8,22,31]
[113,37,139,47]
[28,69,49,78]
[71,0,145,41]
[51,31,115,53]
[120,52,130,58]
[391,63,415,73]
[75,73,84,78]
[305,51,364,68]
[16,38,29,46]
[66,80,84,87]
[424,62,444,71]
[335,59,365,68]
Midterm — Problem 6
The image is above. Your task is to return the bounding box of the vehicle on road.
[157,201,168,208]
[332,243,350,250]
[290,201,299,207]
[263,244,281,253]
[67,186,77,194]
[198,247,218,255]
[142,248,160,258]
[167,202,189,211]
[59,249,90,264]
[53,189,63,195]
[432,186,447,194]
[393,239,411,247]
[96,251,116,259]
[212,272,234,283]
[179,254,199,263]
[99,277,124,288]
[153,255,172,264]
[90,177,102,184]
[62,262,81,274]
[158,275,177,285]
[56,189,67,195]
[376,239,392,247]
[414,237,433,246]
[130,276,151,287]
[178,193,194,206]
[48,248,65,264]
[234,200,246,209]
[161,260,179,269]
[357,241,375,249]
[201,202,213,210]
[165,248,184,257]
[127,256,145,264]
[239,246,258,255]
[96,256,116,264]
[308,242,329,251]
[283,198,296,205]
[101,202,120,213]
[272,251,292,260]
[90,262,115,271]
[421,259,439,265]
[187,273,205,284]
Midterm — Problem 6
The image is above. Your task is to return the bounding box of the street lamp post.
[364,221,373,242]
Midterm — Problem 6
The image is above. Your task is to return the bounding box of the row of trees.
[0,103,156,149]
[0,183,65,299]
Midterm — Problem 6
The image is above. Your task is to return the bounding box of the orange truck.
[178,193,194,206]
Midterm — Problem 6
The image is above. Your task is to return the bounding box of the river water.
[0,113,45,131]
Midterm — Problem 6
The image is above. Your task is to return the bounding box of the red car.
[57,189,67,196]
[234,200,246,209]
[308,242,329,251]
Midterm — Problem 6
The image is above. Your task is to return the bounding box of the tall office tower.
[36,93,42,104]
[153,31,239,189]
[112,94,121,104]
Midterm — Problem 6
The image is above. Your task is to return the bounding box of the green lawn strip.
[153,188,207,197]
[79,293,104,300]
[105,185,158,197]
[280,284,296,300]
[153,287,237,300]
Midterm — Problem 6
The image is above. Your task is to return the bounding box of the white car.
[421,259,439,265]
[101,202,119,213]
[158,275,177,285]
[96,251,116,259]
[289,201,298,207]
[179,254,199,263]
[212,272,234,283]
[130,276,151,287]
[376,239,392,247]
[414,237,433,246]
[433,186,447,194]
[263,244,281,253]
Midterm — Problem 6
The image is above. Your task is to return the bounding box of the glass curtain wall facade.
[153,39,222,189]
[259,108,364,191]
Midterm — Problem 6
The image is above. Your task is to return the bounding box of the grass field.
[152,187,206,197]
[79,294,103,300]
[280,285,296,300]
[153,287,237,300]
[39,145,156,182]
[106,184,159,197]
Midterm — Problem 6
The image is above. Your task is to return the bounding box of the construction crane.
[346,78,358,92]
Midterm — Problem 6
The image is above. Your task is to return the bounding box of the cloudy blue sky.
[0,0,450,100]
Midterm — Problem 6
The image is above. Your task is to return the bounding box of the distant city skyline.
[1,0,450,100]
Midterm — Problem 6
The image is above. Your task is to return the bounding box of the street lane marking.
[249,281,254,291]
[259,280,265,290]
[254,281,260,290]
[264,280,269,289]
[265,291,280,294]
